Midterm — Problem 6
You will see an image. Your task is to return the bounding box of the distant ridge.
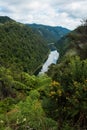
[26,23,70,43]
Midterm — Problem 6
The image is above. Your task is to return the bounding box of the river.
[39,50,59,75]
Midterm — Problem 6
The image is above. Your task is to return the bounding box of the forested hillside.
[56,20,87,60]
[26,23,70,43]
[0,16,49,74]
[46,20,87,129]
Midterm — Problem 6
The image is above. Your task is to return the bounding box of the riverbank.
[39,50,59,75]
[33,50,50,75]
[33,43,59,75]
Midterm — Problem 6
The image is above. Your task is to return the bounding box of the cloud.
[0,0,87,29]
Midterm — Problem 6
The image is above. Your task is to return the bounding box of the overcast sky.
[0,0,87,30]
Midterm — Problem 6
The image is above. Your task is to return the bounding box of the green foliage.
[0,67,57,130]
[20,72,38,89]
[27,24,70,43]
[0,91,57,130]
[47,56,87,129]
[0,67,15,98]
[0,16,48,74]
[56,22,87,59]
[48,56,87,85]
[0,56,87,129]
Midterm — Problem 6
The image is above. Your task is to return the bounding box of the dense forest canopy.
[0,16,49,74]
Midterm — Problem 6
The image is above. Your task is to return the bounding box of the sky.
[0,0,87,30]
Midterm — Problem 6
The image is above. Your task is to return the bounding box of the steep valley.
[0,16,87,130]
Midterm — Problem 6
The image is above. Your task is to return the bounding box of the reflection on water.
[39,50,59,74]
